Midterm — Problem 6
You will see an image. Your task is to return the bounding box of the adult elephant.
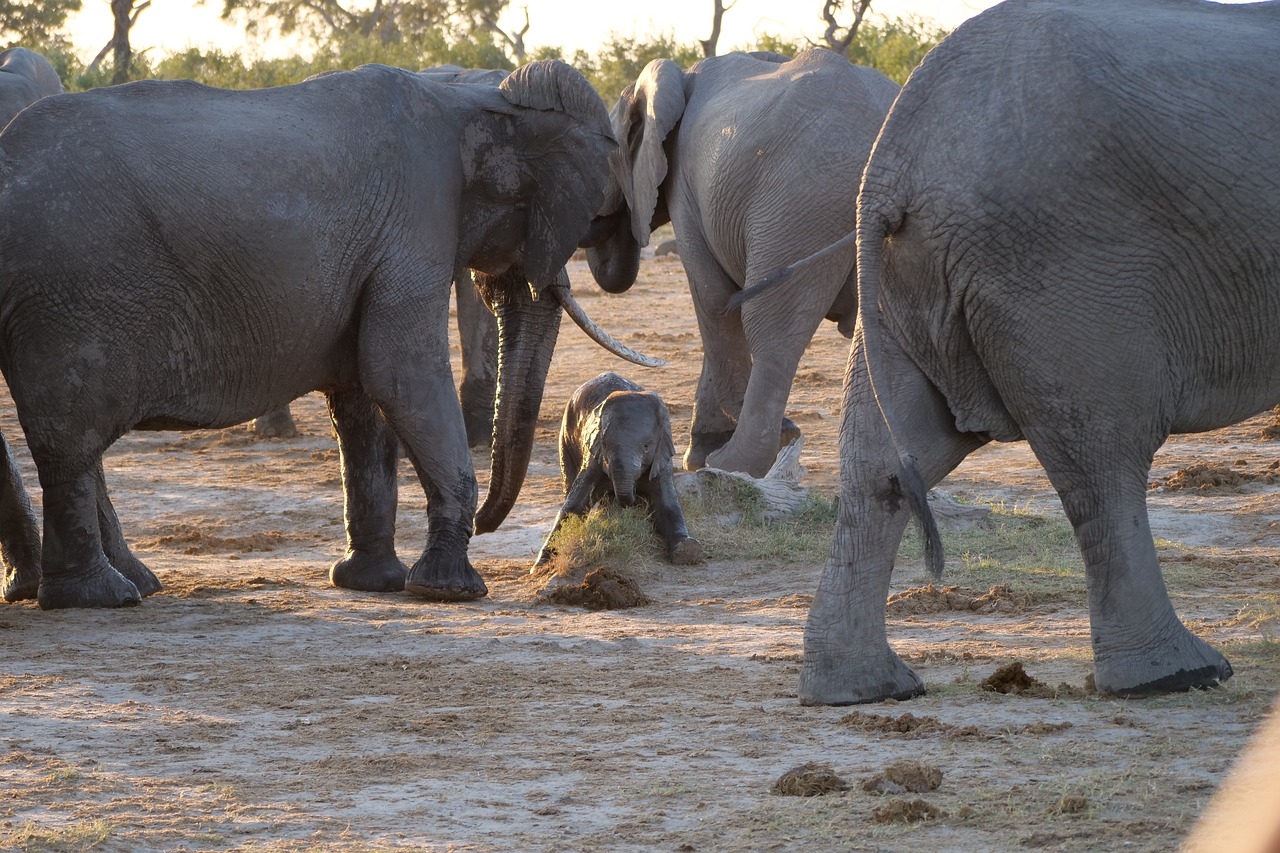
[798,0,1277,705]
[0,47,62,128]
[0,60,624,609]
[584,49,899,477]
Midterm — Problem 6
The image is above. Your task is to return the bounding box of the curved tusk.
[549,281,668,368]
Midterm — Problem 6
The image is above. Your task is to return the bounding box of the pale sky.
[67,0,1001,63]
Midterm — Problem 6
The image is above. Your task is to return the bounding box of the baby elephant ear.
[613,58,686,248]
[650,395,678,480]
[500,60,616,288]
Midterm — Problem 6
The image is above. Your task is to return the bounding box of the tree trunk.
[700,0,732,59]
[821,0,872,59]
[111,0,133,85]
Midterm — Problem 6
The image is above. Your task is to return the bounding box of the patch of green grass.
[0,819,113,852]
[682,482,838,563]
[545,504,659,572]
[897,502,1084,599]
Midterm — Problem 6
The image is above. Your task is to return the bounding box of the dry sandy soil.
[1,251,1278,852]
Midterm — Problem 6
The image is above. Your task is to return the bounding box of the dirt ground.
[0,251,1278,852]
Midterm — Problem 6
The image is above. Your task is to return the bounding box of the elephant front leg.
[0,433,41,602]
[1028,427,1232,696]
[370,374,485,602]
[455,275,498,449]
[532,468,602,572]
[326,389,407,593]
[638,476,702,566]
[36,463,140,609]
[95,462,162,597]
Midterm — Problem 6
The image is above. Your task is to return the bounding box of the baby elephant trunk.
[608,457,643,507]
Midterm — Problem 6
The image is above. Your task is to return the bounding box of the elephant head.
[440,60,659,533]
[592,389,677,506]
[0,47,64,129]
[583,58,687,294]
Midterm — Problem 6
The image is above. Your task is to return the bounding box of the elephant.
[794,0,1280,704]
[583,49,899,478]
[0,59,633,609]
[534,372,701,570]
[0,47,62,128]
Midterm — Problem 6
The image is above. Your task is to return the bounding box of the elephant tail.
[724,230,858,315]
[856,197,944,580]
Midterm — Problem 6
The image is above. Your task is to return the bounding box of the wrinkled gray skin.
[0,60,615,609]
[535,372,701,569]
[0,48,63,587]
[584,49,899,477]
[0,47,63,129]
[252,269,498,444]
[252,66,504,445]
[801,0,1280,705]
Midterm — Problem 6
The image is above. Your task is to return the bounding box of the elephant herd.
[0,0,1277,707]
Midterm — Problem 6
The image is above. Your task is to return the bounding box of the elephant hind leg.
[679,229,750,472]
[252,403,299,439]
[1025,423,1231,695]
[801,332,984,705]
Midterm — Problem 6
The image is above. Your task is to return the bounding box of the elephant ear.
[612,58,686,249]
[650,394,677,481]
[500,60,615,288]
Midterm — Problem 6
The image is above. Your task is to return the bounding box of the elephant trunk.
[610,465,638,507]
[585,210,642,294]
[474,267,563,534]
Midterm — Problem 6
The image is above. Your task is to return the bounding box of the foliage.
[54,30,512,93]
[575,30,701,103]
[0,0,81,49]
[218,0,507,48]
[747,15,948,85]
[846,15,949,84]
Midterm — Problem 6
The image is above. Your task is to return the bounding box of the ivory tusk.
[548,282,668,368]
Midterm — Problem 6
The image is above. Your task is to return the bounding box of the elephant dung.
[537,565,649,610]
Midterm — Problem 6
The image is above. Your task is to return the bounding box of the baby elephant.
[535,373,702,569]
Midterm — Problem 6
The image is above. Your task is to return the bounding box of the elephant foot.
[330,549,408,593]
[668,536,703,566]
[3,562,40,602]
[405,552,488,602]
[37,561,141,610]
[683,428,735,472]
[252,407,299,439]
[530,547,555,575]
[798,644,926,706]
[1093,623,1233,697]
[112,553,163,597]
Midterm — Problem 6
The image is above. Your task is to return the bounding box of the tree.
[458,0,527,62]
[0,0,81,47]
[219,0,509,50]
[575,31,701,102]
[821,0,872,58]
[700,0,734,59]
[846,15,947,84]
